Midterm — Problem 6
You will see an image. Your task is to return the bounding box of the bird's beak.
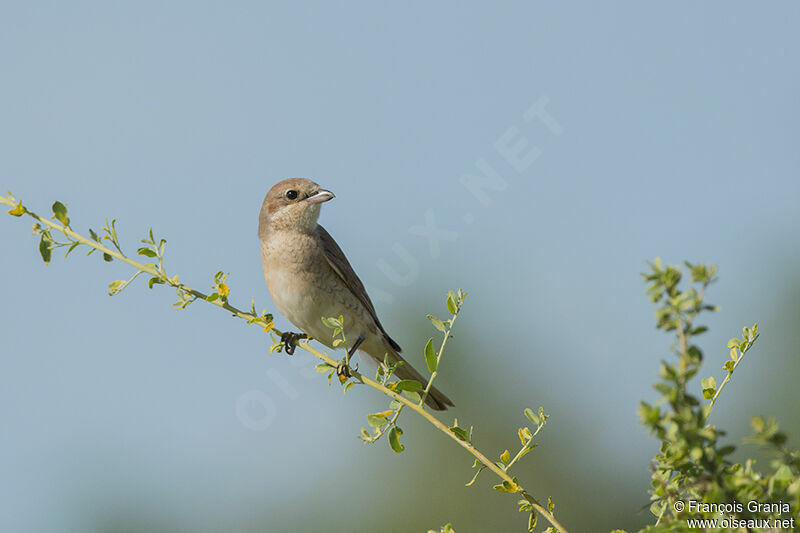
[307,189,335,204]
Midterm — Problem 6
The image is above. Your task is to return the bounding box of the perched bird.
[259,177,454,410]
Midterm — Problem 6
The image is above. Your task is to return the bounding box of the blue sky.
[2,3,798,532]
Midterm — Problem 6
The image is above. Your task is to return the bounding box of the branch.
[703,324,759,420]
[2,193,567,533]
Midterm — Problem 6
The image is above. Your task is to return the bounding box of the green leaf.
[701,376,716,399]
[107,280,125,295]
[773,463,792,483]
[102,253,113,262]
[137,247,157,257]
[528,511,536,532]
[493,479,520,493]
[367,414,389,428]
[315,362,334,373]
[38,234,52,264]
[450,425,469,441]
[206,293,219,302]
[718,445,735,457]
[321,316,343,329]
[500,449,510,464]
[148,277,164,289]
[446,291,458,314]
[403,391,421,403]
[358,427,372,442]
[51,201,70,226]
[424,338,438,373]
[524,408,539,425]
[427,314,447,333]
[395,380,422,392]
[388,426,404,453]
[64,241,80,257]
[649,501,666,517]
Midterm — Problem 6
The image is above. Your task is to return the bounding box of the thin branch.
[706,334,758,420]
[2,194,567,533]
[419,304,460,408]
[505,422,544,472]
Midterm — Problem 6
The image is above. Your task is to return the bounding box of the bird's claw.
[336,361,351,379]
[280,331,307,355]
[336,358,357,379]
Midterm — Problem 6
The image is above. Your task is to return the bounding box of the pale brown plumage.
[316,226,402,354]
[259,178,454,410]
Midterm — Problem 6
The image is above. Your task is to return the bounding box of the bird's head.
[259,177,335,235]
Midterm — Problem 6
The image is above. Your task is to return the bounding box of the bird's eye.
[286,190,298,200]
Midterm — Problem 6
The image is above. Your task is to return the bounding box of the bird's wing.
[317,225,402,353]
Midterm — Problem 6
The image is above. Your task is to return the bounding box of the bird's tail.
[391,353,455,411]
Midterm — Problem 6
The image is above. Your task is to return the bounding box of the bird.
[258,177,454,410]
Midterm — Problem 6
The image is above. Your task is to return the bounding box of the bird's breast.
[261,234,317,318]
[260,231,377,348]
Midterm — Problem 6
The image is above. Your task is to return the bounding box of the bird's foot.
[336,358,358,379]
[336,336,364,379]
[280,331,308,355]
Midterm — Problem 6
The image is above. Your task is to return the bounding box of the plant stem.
[505,422,544,472]
[706,341,754,419]
[305,338,566,532]
[419,304,460,408]
[1,195,273,330]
